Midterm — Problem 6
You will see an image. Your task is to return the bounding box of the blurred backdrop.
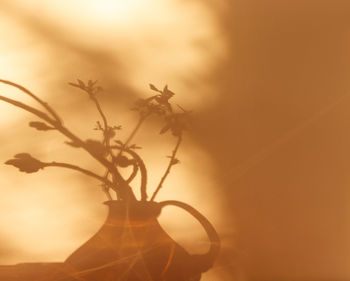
[0,0,349,281]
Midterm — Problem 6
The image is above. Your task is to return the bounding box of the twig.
[150,134,182,201]
[117,115,147,156]
[89,94,112,152]
[101,170,114,200]
[124,148,148,200]
[0,79,63,124]
[44,161,114,200]
[51,123,137,201]
[126,163,138,184]
[111,145,148,201]
[0,94,136,201]
[45,161,113,185]
[110,115,148,200]
[0,95,54,123]
[88,92,117,198]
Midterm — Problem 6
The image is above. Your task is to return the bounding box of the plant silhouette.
[0,79,220,281]
[0,79,189,202]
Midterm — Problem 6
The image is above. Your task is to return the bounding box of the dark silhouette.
[0,79,220,280]
[51,201,219,281]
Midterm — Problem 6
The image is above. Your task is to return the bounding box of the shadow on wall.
[1,0,350,280]
[0,1,228,281]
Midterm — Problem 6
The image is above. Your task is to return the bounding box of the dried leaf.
[166,156,180,165]
[68,82,80,88]
[149,84,159,92]
[115,155,134,167]
[88,80,97,87]
[115,140,123,145]
[95,121,102,130]
[105,128,116,139]
[129,144,142,150]
[160,113,190,136]
[86,139,106,156]
[5,153,46,173]
[29,121,54,131]
[162,85,175,98]
[65,141,80,148]
[113,125,122,130]
[77,79,85,88]
[160,123,171,134]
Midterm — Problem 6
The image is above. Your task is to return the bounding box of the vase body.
[53,200,218,281]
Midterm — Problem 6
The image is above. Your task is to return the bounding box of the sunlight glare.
[85,0,149,24]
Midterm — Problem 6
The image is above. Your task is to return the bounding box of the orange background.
[0,1,349,280]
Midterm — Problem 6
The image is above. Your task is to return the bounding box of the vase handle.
[158,200,220,273]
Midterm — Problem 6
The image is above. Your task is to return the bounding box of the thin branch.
[126,163,138,184]
[110,115,148,200]
[55,123,136,201]
[45,161,113,185]
[90,95,112,152]
[0,94,136,201]
[102,170,114,200]
[150,134,182,201]
[125,149,148,201]
[91,96,108,130]
[117,115,147,156]
[0,79,63,124]
[89,93,116,198]
[45,161,113,200]
[102,187,113,201]
[111,145,148,201]
[0,95,55,124]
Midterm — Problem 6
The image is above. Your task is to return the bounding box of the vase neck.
[104,200,161,221]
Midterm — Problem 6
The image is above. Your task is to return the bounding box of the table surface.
[0,263,65,281]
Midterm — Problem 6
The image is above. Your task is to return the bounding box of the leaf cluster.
[5,153,46,173]
[68,79,102,97]
[133,84,191,137]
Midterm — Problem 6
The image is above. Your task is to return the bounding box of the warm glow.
[0,2,225,280]
[5,0,225,107]
[84,0,151,24]
[2,1,349,280]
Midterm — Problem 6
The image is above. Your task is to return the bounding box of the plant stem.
[150,134,182,201]
[104,190,113,201]
[124,148,148,201]
[0,94,136,201]
[0,95,54,123]
[118,115,147,156]
[45,161,112,185]
[111,145,148,201]
[111,115,148,199]
[55,123,136,201]
[126,163,138,184]
[90,95,111,151]
[46,161,113,200]
[89,93,116,199]
[102,170,114,199]
[0,79,63,124]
